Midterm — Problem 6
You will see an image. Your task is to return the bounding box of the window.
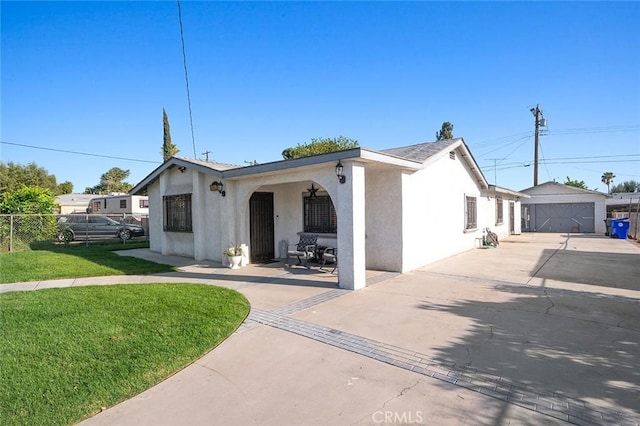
[163,194,192,232]
[465,196,477,230]
[304,195,337,233]
[92,201,102,212]
[495,197,504,225]
[139,199,149,208]
[120,199,127,209]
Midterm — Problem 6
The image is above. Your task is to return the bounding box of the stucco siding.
[158,168,195,258]
[365,168,403,271]
[148,182,162,253]
[401,151,482,272]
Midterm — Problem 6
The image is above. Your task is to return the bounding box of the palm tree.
[601,172,616,193]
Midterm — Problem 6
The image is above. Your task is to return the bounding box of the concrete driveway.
[78,233,639,425]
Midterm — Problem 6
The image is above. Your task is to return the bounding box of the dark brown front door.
[250,192,274,262]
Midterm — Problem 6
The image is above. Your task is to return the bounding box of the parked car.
[57,215,145,241]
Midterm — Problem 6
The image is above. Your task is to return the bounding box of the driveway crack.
[544,293,555,315]
[357,379,422,424]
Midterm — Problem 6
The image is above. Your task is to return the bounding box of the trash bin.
[610,218,630,239]
[604,218,612,236]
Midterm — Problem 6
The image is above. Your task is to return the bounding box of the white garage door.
[531,203,595,233]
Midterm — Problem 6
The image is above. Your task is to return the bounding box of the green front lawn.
[0,243,176,283]
[1,284,250,425]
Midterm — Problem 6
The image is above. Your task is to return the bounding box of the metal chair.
[285,234,317,268]
[320,247,337,273]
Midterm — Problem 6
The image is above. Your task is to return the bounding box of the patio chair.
[285,234,318,268]
[320,247,337,273]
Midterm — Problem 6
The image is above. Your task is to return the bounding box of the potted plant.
[223,244,243,269]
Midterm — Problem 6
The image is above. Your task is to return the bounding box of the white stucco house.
[520,181,608,234]
[131,138,527,290]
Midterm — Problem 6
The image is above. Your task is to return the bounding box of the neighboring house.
[520,182,608,234]
[86,194,149,216]
[131,138,527,290]
[54,193,94,214]
[606,192,640,239]
[606,192,640,215]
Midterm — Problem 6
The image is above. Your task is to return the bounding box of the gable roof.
[520,181,609,197]
[131,138,490,194]
[380,138,462,162]
[377,138,488,189]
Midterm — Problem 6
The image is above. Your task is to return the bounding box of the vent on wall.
[449,151,456,160]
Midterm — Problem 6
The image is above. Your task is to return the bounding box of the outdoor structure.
[131,138,527,290]
[606,192,640,240]
[86,194,149,216]
[54,193,94,214]
[520,181,608,234]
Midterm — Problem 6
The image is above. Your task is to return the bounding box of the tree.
[84,167,132,194]
[0,186,59,246]
[0,162,74,196]
[435,121,454,141]
[162,108,179,161]
[281,136,359,160]
[56,181,74,195]
[564,176,587,189]
[0,186,56,214]
[611,180,640,193]
[0,161,57,194]
[601,172,616,193]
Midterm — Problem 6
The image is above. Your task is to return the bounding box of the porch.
[114,248,398,297]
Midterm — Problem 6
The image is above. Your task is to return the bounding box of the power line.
[473,124,639,152]
[177,0,197,158]
[481,153,640,169]
[490,158,640,172]
[0,140,161,164]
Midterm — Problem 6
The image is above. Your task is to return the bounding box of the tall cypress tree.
[162,108,179,161]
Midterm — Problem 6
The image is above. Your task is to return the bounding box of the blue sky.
[2,1,639,193]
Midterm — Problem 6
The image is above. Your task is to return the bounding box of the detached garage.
[520,182,608,234]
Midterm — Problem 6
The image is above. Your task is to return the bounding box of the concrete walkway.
[3,234,640,425]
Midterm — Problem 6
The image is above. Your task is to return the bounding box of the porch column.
[337,161,366,290]
[159,172,170,256]
[192,172,206,261]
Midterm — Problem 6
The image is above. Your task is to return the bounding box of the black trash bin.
[610,218,630,239]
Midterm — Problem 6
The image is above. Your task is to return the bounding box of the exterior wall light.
[335,161,346,184]
[178,166,186,173]
[210,181,226,196]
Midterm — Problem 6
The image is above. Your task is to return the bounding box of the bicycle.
[483,228,499,247]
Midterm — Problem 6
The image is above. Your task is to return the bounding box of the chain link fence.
[0,213,149,253]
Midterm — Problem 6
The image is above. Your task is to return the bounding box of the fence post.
[9,215,14,252]
[629,198,640,241]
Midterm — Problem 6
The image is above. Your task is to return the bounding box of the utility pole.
[530,105,546,186]
[202,150,212,161]
[487,158,505,185]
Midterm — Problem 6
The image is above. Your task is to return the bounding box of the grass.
[0,284,250,425]
[0,242,176,283]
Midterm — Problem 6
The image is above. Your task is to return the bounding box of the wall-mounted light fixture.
[335,161,346,184]
[210,181,226,196]
[178,166,186,173]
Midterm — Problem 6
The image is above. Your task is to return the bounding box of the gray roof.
[174,157,240,171]
[380,138,461,162]
[54,193,95,205]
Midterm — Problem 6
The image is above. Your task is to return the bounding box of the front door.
[250,192,274,262]
[509,202,515,234]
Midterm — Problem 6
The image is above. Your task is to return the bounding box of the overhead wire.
[177,0,197,158]
[0,140,161,164]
